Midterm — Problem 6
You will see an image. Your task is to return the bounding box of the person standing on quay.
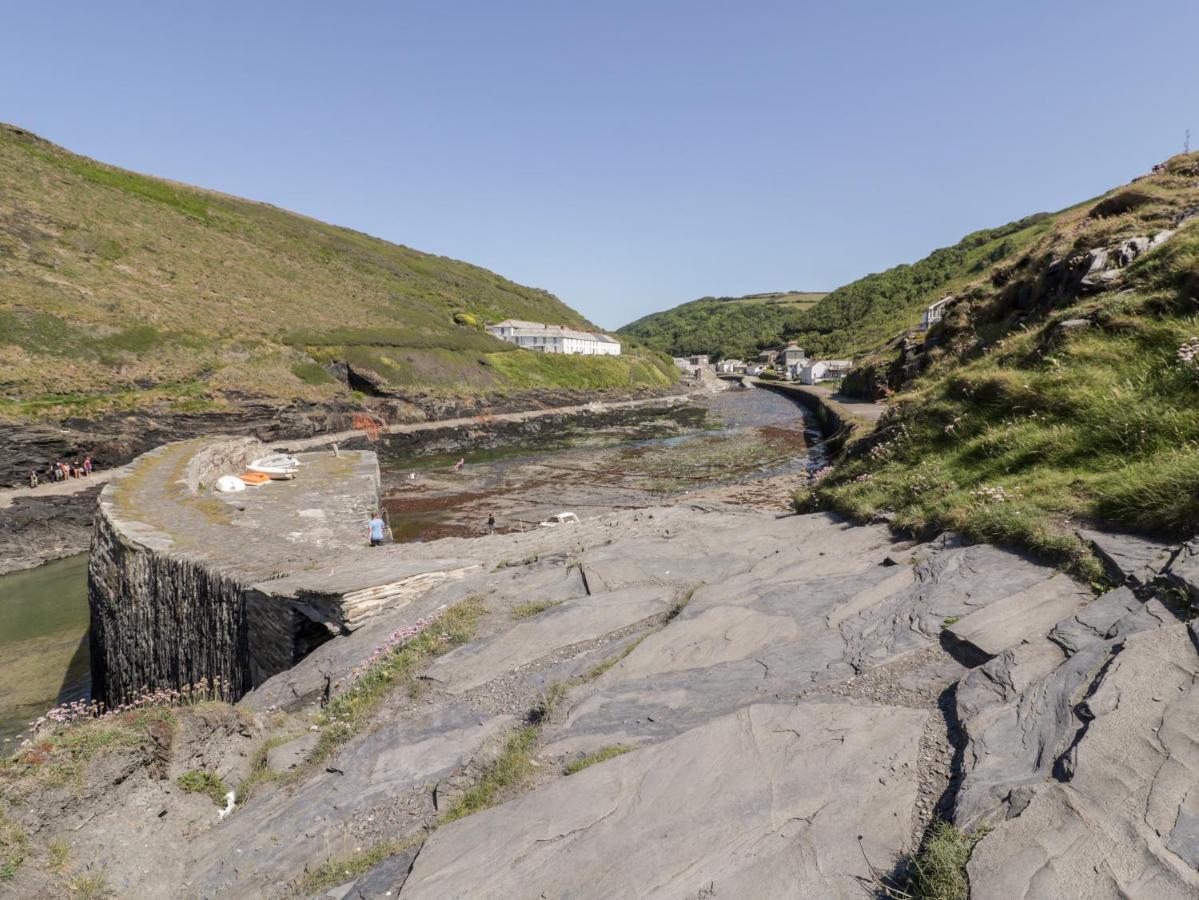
[368,512,386,547]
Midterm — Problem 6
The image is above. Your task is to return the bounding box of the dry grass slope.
[0,123,673,420]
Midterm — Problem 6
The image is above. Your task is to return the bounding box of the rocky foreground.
[5,503,1199,898]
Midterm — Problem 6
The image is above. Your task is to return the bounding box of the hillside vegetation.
[619,213,1074,364]
[0,124,672,421]
[807,153,1199,573]
[618,291,825,359]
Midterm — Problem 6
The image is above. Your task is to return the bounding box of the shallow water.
[381,388,823,541]
[0,553,90,744]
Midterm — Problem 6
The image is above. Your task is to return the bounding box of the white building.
[920,297,951,331]
[716,359,745,374]
[487,320,621,355]
[799,360,828,384]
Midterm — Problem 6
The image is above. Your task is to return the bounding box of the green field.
[0,124,673,421]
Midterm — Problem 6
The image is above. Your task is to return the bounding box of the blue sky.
[5,1,1198,328]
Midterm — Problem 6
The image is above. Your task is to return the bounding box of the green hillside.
[618,291,825,360]
[620,216,1072,366]
[0,124,673,421]
[804,153,1199,576]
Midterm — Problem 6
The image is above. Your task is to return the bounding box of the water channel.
[0,386,822,743]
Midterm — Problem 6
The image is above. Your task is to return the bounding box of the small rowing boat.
[247,454,301,480]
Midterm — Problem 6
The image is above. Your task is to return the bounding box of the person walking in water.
[83,456,93,477]
[28,470,38,489]
[453,457,465,472]
[368,512,386,547]
[487,513,496,534]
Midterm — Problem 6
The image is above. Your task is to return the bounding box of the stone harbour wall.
[88,509,252,705]
[86,435,473,708]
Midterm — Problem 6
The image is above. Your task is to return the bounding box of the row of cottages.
[715,359,766,376]
[486,320,621,355]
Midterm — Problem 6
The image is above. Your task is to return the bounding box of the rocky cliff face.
[86,439,265,706]
[88,508,253,706]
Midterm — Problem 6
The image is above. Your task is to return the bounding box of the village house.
[716,359,745,374]
[920,296,951,331]
[824,359,853,378]
[757,349,778,367]
[798,360,828,384]
[486,320,621,355]
[781,341,806,368]
[688,354,710,367]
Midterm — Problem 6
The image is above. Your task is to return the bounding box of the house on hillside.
[757,350,778,367]
[920,297,951,331]
[486,320,621,355]
[688,354,710,367]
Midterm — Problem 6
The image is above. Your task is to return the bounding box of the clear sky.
[4,1,1198,328]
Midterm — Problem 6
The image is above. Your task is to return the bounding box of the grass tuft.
[527,681,567,724]
[176,770,229,806]
[440,727,538,824]
[511,599,563,619]
[311,597,484,767]
[296,833,426,895]
[65,871,111,898]
[563,744,634,775]
[0,812,28,880]
[584,635,647,680]
[905,820,986,900]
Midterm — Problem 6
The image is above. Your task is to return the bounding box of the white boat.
[252,453,300,469]
[247,455,300,480]
[215,475,246,493]
[538,511,580,528]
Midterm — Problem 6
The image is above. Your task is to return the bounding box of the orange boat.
[238,471,272,485]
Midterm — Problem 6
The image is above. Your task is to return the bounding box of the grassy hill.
[618,291,825,360]
[0,124,673,421]
[620,216,1076,366]
[803,153,1199,576]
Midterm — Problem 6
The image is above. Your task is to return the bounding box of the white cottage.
[486,320,621,355]
[920,297,951,331]
[799,360,828,384]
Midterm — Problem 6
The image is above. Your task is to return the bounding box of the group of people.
[28,457,94,488]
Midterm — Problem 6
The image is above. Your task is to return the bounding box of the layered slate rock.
[188,704,517,896]
[1078,528,1177,588]
[401,702,926,900]
[941,573,1090,664]
[543,532,1071,758]
[1167,540,1199,601]
[953,587,1174,828]
[423,585,677,693]
[967,622,1199,899]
